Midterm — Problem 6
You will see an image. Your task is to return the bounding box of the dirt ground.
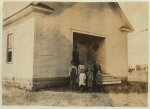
[2,85,147,106]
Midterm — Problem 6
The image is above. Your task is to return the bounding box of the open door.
[73,32,105,68]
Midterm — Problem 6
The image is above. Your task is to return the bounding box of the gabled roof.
[3,2,134,32]
[38,2,134,32]
[3,2,54,26]
[41,2,134,32]
[108,2,134,32]
[32,2,54,11]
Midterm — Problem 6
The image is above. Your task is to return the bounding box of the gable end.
[109,2,134,33]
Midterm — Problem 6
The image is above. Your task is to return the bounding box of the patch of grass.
[2,85,147,106]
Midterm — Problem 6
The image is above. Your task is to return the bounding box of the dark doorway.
[73,32,105,66]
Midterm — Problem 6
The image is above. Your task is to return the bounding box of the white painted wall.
[2,14,35,89]
[34,2,128,78]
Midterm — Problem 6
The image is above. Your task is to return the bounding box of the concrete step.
[102,78,121,82]
[100,74,122,85]
[102,80,121,84]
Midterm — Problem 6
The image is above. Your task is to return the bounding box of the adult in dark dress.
[72,47,80,68]
[93,60,102,90]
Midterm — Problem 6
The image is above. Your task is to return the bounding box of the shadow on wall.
[52,29,72,74]
[43,2,77,16]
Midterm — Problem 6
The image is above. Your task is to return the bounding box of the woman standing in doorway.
[72,47,80,68]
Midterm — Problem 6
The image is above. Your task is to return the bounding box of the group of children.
[69,60,103,92]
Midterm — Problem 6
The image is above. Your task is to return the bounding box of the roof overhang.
[3,3,54,27]
[39,2,134,33]
[3,2,134,33]
[109,2,134,33]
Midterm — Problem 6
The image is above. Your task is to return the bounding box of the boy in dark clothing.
[69,61,77,91]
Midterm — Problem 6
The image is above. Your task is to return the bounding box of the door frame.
[70,28,107,73]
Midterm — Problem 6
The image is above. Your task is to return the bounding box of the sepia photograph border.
[0,0,149,109]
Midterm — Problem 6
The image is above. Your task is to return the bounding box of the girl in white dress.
[79,69,86,92]
[78,60,85,74]
[76,60,85,85]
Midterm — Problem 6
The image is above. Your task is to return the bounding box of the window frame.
[6,33,13,64]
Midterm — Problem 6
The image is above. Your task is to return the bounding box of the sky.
[119,2,148,66]
[3,2,149,66]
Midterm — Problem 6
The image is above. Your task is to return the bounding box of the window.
[7,33,13,63]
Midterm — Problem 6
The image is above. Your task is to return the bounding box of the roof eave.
[119,26,134,33]
[3,3,54,27]
[109,2,134,33]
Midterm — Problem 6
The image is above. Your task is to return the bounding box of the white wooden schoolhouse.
[3,2,134,90]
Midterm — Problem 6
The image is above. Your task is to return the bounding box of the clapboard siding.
[34,15,72,78]
[3,14,35,90]
[34,2,128,78]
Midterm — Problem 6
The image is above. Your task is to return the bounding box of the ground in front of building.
[2,85,147,106]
